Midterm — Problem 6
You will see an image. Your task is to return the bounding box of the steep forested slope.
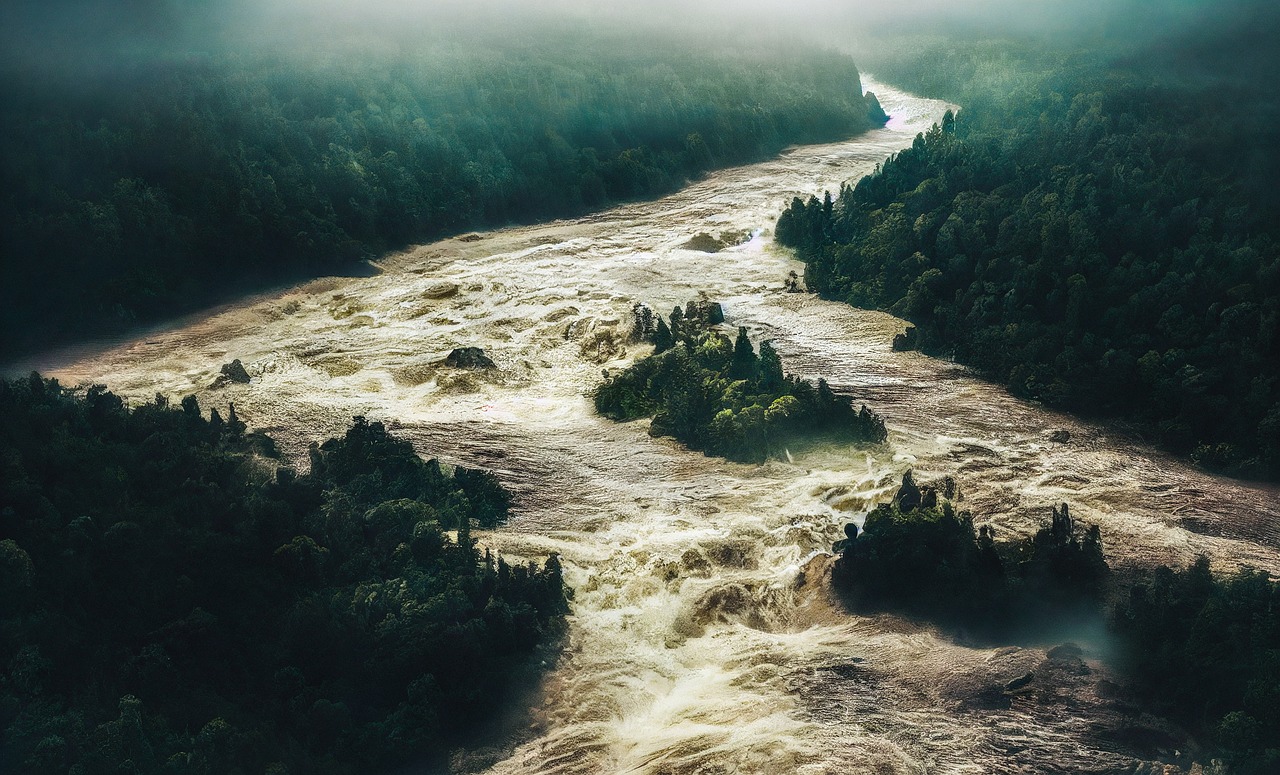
[779,27,1280,479]
[0,14,883,360]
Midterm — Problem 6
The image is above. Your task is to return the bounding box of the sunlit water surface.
[26,81,1280,774]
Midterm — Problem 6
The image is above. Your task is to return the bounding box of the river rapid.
[25,81,1280,774]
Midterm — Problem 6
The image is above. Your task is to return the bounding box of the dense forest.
[778,26,1280,479]
[0,13,885,360]
[834,475,1280,773]
[4,2,1278,772]
[832,472,1107,633]
[0,375,567,773]
[595,300,887,461]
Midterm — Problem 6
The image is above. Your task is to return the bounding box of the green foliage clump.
[778,42,1280,480]
[598,301,887,462]
[832,472,1106,632]
[0,374,567,774]
[0,24,883,360]
[833,469,1280,769]
[1111,559,1280,774]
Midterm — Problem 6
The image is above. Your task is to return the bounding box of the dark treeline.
[1110,558,1280,773]
[834,473,1279,773]
[0,12,884,360]
[595,299,887,462]
[778,23,1280,479]
[833,472,1107,633]
[0,375,567,773]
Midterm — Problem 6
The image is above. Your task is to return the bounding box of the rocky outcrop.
[210,358,251,388]
[892,326,918,352]
[865,91,889,124]
[892,470,922,511]
[1004,671,1035,694]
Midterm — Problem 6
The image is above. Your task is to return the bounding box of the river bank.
[25,80,1279,773]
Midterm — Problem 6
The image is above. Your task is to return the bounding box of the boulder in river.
[683,232,724,252]
[444,347,496,370]
[210,358,251,388]
[682,231,748,254]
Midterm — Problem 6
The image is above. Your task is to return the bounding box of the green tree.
[730,326,758,380]
[758,340,784,390]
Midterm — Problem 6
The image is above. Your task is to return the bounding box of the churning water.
[27,81,1280,774]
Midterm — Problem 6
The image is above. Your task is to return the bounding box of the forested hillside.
[0,14,883,360]
[0,375,567,773]
[833,474,1280,773]
[779,23,1280,479]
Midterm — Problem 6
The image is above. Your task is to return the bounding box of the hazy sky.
[0,0,1240,43]
[1,0,1270,74]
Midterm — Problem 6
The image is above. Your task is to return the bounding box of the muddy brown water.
[22,81,1280,774]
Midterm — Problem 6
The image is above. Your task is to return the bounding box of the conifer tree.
[730,326,758,380]
[758,340,784,389]
[653,317,675,354]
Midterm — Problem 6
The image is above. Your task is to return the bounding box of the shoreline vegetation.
[778,38,1280,481]
[834,472,1280,773]
[595,298,888,462]
[0,374,568,773]
[0,24,886,362]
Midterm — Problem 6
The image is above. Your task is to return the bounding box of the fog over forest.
[0,0,1266,55]
[2,1,1279,774]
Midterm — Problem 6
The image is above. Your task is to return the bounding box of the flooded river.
[26,80,1280,774]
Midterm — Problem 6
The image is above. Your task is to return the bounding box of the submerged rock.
[680,548,712,576]
[1004,672,1035,694]
[543,306,579,323]
[683,232,724,252]
[444,347,496,370]
[421,281,459,299]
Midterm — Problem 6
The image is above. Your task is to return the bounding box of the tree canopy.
[778,39,1280,479]
[0,25,883,360]
[833,470,1280,772]
[0,374,567,773]
[597,300,887,462]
